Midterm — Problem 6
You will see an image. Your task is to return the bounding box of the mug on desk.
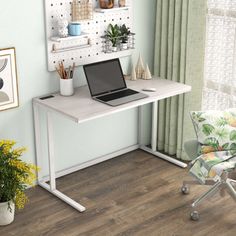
[68,22,81,36]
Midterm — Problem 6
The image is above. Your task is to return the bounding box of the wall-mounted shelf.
[51,32,89,42]
[52,39,92,53]
[94,6,130,13]
[52,44,92,53]
[101,33,135,53]
[44,0,133,71]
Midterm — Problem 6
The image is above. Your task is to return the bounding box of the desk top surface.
[33,78,191,123]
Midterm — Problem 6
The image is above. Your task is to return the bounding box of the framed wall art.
[0,48,19,111]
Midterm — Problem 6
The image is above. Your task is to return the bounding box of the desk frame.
[33,79,190,212]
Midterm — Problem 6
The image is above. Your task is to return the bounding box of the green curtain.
[154,0,207,160]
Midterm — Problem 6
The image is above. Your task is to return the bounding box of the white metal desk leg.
[138,103,158,149]
[140,101,187,168]
[151,101,158,151]
[138,106,143,146]
[46,112,56,191]
[36,111,86,212]
[45,112,86,212]
[33,103,44,182]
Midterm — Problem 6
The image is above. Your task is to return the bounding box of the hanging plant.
[119,24,131,43]
[105,24,121,50]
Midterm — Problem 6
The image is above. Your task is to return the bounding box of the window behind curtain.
[202,0,236,110]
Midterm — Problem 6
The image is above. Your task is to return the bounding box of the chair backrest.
[190,109,236,156]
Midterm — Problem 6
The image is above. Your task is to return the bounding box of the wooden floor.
[1,150,236,236]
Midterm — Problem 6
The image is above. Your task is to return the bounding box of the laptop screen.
[83,59,127,97]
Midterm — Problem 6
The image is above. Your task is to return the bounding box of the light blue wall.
[0,0,156,171]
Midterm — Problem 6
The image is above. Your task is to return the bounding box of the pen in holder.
[55,62,75,96]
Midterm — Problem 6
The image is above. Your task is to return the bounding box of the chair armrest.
[184,139,199,160]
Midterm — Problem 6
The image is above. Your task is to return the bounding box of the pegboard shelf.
[51,32,89,42]
[101,32,135,53]
[102,49,133,58]
[103,47,135,54]
[44,0,133,71]
[94,6,131,13]
[52,44,92,53]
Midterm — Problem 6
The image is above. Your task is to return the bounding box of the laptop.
[83,58,148,106]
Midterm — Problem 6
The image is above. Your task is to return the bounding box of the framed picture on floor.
[0,47,19,111]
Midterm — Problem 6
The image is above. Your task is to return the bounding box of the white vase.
[0,201,15,226]
[121,43,128,50]
[58,18,69,38]
[112,46,118,52]
[60,78,74,96]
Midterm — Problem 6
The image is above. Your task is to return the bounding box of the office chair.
[181,110,236,221]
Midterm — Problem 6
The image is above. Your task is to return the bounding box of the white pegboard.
[44,0,133,71]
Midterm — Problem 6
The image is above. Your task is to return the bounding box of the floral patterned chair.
[181,109,236,221]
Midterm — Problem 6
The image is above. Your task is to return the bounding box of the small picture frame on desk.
[0,47,19,111]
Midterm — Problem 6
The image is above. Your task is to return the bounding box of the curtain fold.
[203,0,236,110]
[154,0,207,160]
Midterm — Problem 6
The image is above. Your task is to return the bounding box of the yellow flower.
[0,139,39,210]
[15,190,28,210]
[0,140,16,155]
[12,147,27,157]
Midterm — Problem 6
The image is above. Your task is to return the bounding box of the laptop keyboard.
[97,89,139,102]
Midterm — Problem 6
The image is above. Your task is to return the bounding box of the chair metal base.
[182,172,236,221]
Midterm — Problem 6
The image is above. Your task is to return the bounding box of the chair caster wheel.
[190,211,199,221]
[181,185,190,194]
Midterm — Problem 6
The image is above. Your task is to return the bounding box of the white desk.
[33,78,191,212]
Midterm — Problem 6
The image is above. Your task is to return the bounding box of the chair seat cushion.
[190,151,236,184]
[190,109,236,155]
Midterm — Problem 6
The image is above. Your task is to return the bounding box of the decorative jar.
[118,0,126,7]
[99,0,114,9]
[60,78,74,96]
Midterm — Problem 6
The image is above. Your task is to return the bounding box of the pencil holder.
[60,78,74,96]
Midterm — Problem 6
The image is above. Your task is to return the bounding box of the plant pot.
[112,46,118,52]
[99,0,114,9]
[128,36,135,49]
[60,78,74,96]
[118,0,126,7]
[0,201,15,226]
[121,43,128,50]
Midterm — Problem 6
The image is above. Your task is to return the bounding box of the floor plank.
[1,150,236,236]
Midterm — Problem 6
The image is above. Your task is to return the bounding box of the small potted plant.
[119,24,131,50]
[0,140,38,226]
[105,24,121,52]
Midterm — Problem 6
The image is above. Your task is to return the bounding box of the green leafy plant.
[230,143,236,155]
[215,128,229,141]
[202,124,215,136]
[204,137,219,149]
[0,140,39,210]
[230,130,236,141]
[119,24,131,43]
[216,117,228,127]
[105,24,121,47]
[192,112,206,123]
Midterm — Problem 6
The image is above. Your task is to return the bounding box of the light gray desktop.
[33,78,191,212]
